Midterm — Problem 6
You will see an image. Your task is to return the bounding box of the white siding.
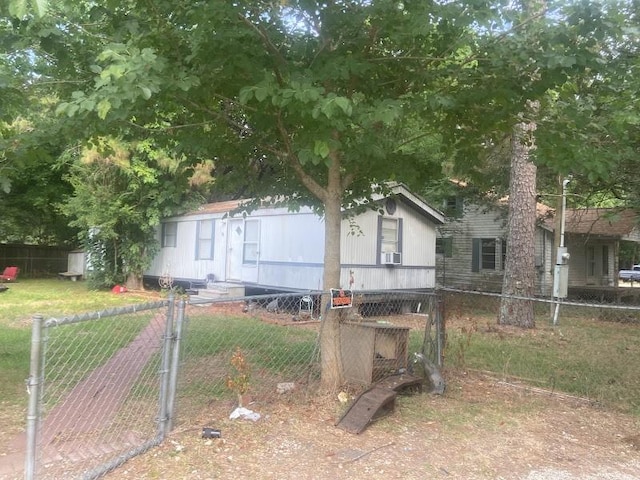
[147,215,227,283]
[566,236,616,287]
[146,190,441,291]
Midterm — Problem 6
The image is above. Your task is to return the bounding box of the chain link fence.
[26,284,640,478]
[175,290,443,425]
[25,285,640,477]
[25,289,442,479]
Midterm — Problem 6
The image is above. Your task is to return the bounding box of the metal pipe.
[24,314,44,480]
[560,178,570,249]
[553,177,571,326]
[166,298,186,432]
[157,294,175,439]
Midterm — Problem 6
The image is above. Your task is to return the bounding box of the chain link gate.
[24,296,184,480]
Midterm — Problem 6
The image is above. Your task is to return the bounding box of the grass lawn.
[0,279,161,403]
[1,282,639,417]
[444,294,640,415]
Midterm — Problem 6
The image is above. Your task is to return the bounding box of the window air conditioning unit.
[381,252,402,265]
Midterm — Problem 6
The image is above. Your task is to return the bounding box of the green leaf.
[0,176,11,194]
[97,99,111,119]
[139,86,152,100]
[31,0,48,17]
[254,86,269,102]
[313,140,330,159]
[334,97,352,116]
[54,102,68,116]
[297,148,314,165]
[66,104,79,117]
[238,87,254,105]
[8,0,27,18]
[80,98,96,112]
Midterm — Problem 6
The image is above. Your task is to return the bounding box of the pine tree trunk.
[498,113,538,328]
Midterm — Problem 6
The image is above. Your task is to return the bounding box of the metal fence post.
[157,294,175,440]
[436,293,445,367]
[166,298,186,432]
[25,314,44,480]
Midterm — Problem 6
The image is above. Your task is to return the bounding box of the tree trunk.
[319,152,345,390]
[126,273,144,291]
[498,113,538,328]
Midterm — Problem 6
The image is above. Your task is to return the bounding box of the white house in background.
[547,208,640,288]
[145,183,445,293]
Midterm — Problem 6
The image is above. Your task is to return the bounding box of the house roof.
[493,197,555,230]
[381,182,445,225]
[186,199,249,216]
[178,183,445,225]
[561,208,640,240]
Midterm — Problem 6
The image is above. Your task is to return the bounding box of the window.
[602,245,609,275]
[243,219,260,265]
[161,222,177,248]
[196,220,215,260]
[481,239,496,269]
[377,216,403,264]
[444,196,463,216]
[472,238,497,272]
[436,237,453,258]
[381,217,399,253]
[587,246,596,276]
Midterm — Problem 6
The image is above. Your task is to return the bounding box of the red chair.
[0,266,19,282]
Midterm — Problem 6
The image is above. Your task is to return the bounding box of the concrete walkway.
[0,314,165,479]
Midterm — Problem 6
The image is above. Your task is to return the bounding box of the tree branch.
[275,113,327,202]
[237,13,287,87]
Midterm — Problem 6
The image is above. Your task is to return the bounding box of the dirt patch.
[101,371,640,480]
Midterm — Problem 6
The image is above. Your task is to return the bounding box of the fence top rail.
[43,300,170,327]
[441,287,640,312]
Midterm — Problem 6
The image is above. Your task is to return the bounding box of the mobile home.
[146,184,445,293]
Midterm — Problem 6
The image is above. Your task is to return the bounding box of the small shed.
[58,250,86,281]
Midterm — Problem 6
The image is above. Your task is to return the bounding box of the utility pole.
[552,177,571,325]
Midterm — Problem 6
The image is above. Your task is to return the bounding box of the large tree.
[19,0,482,388]
[6,0,639,379]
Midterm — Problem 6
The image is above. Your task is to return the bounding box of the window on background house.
[161,222,177,248]
[587,246,596,276]
[481,238,496,269]
[436,237,453,258]
[472,238,497,272]
[602,245,609,275]
[196,220,215,260]
[444,196,463,216]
